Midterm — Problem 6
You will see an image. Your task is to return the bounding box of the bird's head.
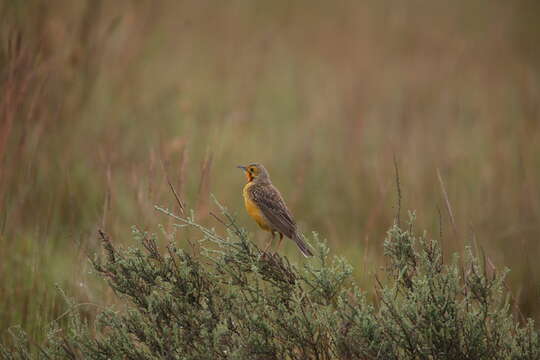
[237,163,270,183]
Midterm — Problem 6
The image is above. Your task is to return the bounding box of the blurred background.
[1,0,539,343]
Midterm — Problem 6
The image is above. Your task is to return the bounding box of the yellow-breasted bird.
[238,163,313,257]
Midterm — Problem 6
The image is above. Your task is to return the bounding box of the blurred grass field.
[1,0,539,343]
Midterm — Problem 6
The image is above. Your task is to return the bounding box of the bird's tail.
[293,233,313,257]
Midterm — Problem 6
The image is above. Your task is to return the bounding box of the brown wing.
[248,184,297,238]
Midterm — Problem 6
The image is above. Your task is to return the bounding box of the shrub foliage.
[2,206,539,359]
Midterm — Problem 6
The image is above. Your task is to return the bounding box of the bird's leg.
[264,231,275,253]
[276,232,284,252]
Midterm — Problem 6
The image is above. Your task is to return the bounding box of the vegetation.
[2,205,539,359]
[1,0,539,350]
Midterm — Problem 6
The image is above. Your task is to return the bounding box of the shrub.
[1,206,538,359]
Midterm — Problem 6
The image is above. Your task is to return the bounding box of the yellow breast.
[242,182,271,231]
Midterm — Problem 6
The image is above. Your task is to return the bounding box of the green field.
[1,0,539,344]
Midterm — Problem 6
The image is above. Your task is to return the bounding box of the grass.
[1,0,540,345]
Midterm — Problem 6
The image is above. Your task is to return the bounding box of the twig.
[160,158,185,214]
[195,151,213,220]
[393,154,402,226]
[210,211,228,228]
[436,168,458,238]
[437,205,444,264]
[98,229,120,262]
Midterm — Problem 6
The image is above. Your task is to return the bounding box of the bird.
[237,163,313,257]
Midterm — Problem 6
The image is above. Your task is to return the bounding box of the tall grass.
[1,0,539,343]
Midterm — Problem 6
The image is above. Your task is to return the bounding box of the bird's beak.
[237,165,247,172]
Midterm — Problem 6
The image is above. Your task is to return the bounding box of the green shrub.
[2,206,538,359]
